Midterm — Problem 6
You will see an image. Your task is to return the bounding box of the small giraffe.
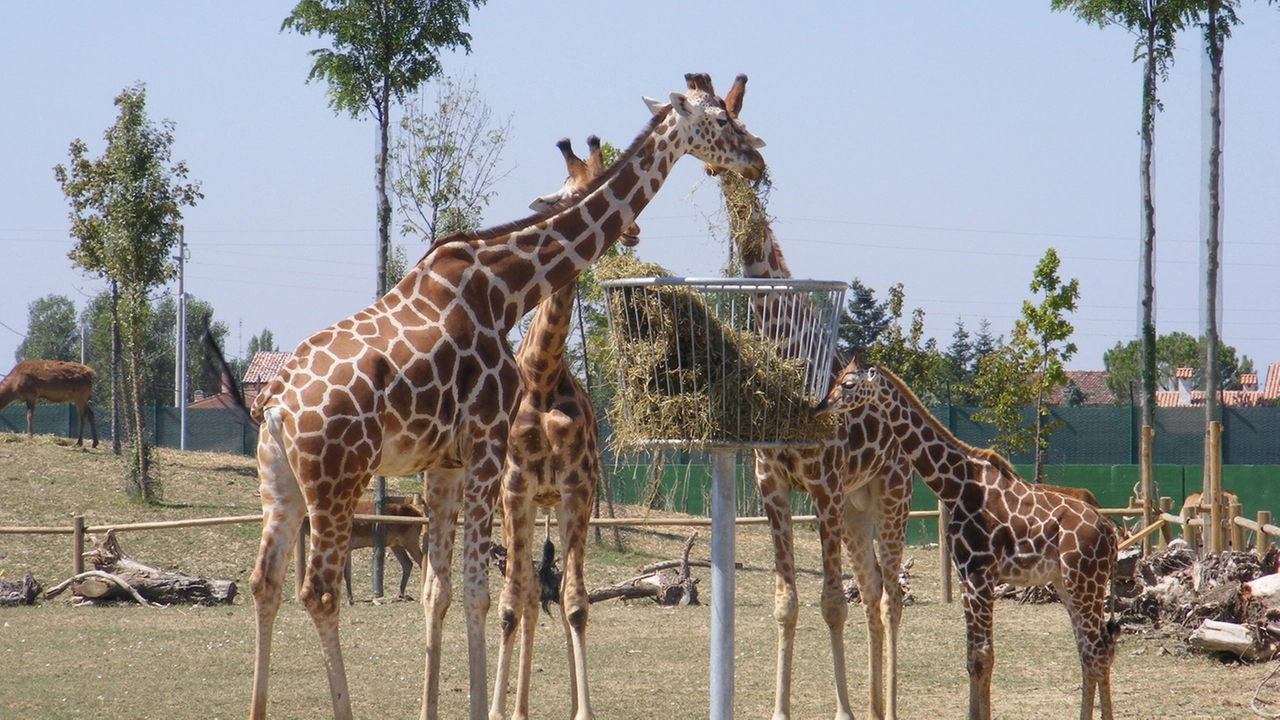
[245,74,765,720]
[489,136,633,720]
[709,72,914,720]
[0,360,98,448]
[816,356,1119,720]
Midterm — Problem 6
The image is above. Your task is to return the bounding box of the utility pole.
[173,227,188,450]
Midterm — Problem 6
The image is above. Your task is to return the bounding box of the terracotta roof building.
[1048,370,1118,406]
[1154,362,1280,408]
[188,350,291,409]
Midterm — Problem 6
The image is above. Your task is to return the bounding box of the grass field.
[0,432,1273,719]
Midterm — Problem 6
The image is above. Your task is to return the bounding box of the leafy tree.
[150,296,232,405]
[836,279,891,358]
[941,318,984,405]
[282,0,487,297]
[246,328,279,356]
[1052,0,1197,430]
[17,295,80,363]
[866,283,946,405]
[1103,331,1250,400]
[54,84,202,501]
[390,73,513,242]
[972,249,1079,480]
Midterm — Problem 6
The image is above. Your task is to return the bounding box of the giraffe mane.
[418,105,674,262]
[875,364,1021,478]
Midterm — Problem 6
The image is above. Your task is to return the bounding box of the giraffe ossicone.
[816,355,1119,720]
[243,74,764,720]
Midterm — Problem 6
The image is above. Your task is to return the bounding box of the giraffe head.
[814,353,883,417]
[643,72,766,180]
[529,135,641,246]
[701,73,750,178]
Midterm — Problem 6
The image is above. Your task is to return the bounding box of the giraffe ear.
[643,96,669,117]
[668,92,694,117]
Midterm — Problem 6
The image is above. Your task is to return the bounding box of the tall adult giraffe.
[710,73,914,720]
[489,135,638,720]
[816,356,1119,720]
[245,74,766,720]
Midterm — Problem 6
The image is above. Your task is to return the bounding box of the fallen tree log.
[46,530,236,606]
[588,531,700,606]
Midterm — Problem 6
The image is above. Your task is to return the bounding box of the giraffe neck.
[400,108,686,333]
[874,370,981,500]
[517,282,576,373]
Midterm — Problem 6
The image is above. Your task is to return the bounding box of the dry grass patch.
[0,433,1272,718]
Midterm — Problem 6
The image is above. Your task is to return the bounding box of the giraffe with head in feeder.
[703,72,914,720]
[243,74,765,720]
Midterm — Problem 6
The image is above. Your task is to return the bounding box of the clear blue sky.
[3,2,1278,381]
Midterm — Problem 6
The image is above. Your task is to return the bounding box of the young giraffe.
[816,356,1119,720]
[245,74,765,720]
[489,136,638,720]
[709,73,914,720]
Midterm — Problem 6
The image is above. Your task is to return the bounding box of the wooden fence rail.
[22,503,1280,604]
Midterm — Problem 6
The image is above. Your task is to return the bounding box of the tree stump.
[0,573,41,606]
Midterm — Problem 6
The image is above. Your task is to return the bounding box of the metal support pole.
[709,448,736,720]
[938,500,952,604]
[173,227,188,450]
[371,476,386,598]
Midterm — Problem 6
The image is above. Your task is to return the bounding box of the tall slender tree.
[1051,0,1196,431]
[390,73,512,242]
[282,0,487,298]
[55,84,202,500]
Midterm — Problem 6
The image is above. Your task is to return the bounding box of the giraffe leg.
[559,492,595,720]
[872,465,913,720]
[492,462,537,720]
[959,571,996,720]
[842,495,885,720]
[460,462,498,720]
[420,467,463,720]
[812,486,854,720]
[248,412,307,720]
[758,467,799,720]
[300,498,359,720]
[1055,572,1116,720]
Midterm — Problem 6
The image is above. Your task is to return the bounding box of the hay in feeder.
[598,255,834,449]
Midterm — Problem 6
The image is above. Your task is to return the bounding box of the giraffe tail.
[538,535,561,615]
[203,325,257,427]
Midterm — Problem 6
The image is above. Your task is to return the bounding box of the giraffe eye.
[715,116,729,128]
[841,379,855,390]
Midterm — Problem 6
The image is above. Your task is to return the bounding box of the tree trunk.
[110,280,122,455]
[376,81,392,298]
[1138,27,1159,431]
[1202,1,1224,445]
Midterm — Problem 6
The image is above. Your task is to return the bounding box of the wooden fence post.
[1229,500,1245,552]
[1208,422,1225,554]
[1140,425,1155,554]
[1258,511,1273,556]
[938,500,952,604]
[72,514,85,577]
[1157,497,1173,549]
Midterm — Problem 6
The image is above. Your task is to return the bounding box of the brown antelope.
[0,360,98,448]
[344,501,425,604]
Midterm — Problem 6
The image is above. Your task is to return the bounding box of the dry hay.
[596,254,834,450]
